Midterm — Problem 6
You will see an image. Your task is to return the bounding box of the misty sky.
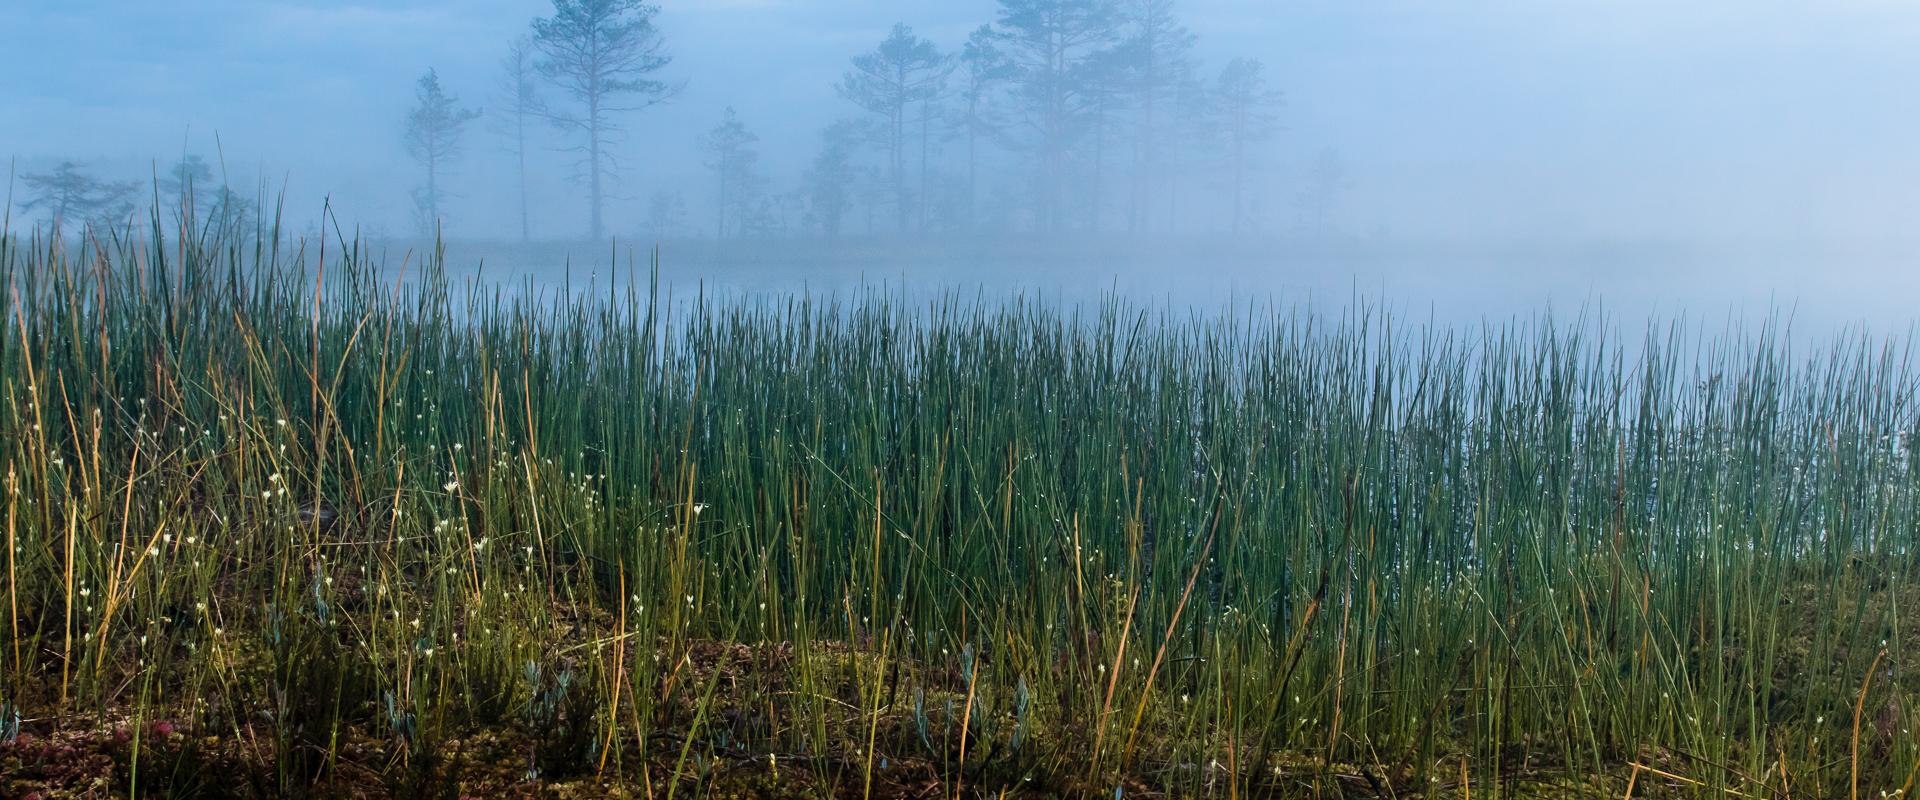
[3,0,1918,250]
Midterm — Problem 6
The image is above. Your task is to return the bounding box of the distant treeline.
[10,0,1348,242]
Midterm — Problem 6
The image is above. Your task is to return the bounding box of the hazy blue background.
[3,0,1916,328]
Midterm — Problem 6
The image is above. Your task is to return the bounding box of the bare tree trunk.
[1230,116,1245,235]
[966,103,979,231]
[1091,104,1105,233]
[1132,31,1156,235]
[960,98,975,230]
[919,97,937,235]
[893,71,909,235]
[427,146,441,231]
[589,94,605,241]
[1044,34,1067,234]
[517,113,530,242]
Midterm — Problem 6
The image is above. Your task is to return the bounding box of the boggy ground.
[9,573,1910,800]
[0,655,1693,799]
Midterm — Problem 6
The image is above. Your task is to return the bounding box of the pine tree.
[1118,0,1195,232]
[992,0,1124,232]
[1212,57,1283,234]
[955,26,1017,230]
[404,69,481,233]
[838,23,948,235]
[20,162,138,231]
[495,36,545,242]
[159,155,215,220]
[804,120,862,239]
[703,107,763,240]
[532,0,676,240]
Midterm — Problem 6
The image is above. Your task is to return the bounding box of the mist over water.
[419,236,1920,337]
[3,0,1916,332]
[9,7,1920,797]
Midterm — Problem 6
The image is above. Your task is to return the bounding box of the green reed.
[0,215,1917,798]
